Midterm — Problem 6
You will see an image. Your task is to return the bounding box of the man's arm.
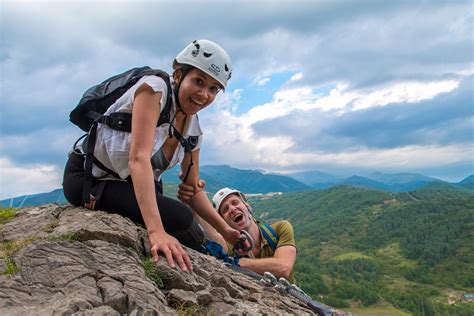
[193,212,228,252]
[239,245,296,280]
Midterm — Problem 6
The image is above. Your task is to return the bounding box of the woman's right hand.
[148,229,193,272]
[177,179,206,204]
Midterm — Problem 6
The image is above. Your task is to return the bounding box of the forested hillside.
[2,176,473,315]
[249,184,474,316]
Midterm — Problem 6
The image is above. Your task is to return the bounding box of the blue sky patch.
[229,71,296,114]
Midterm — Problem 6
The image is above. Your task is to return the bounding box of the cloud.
[1,1,473,197]
[0,127,83,165]
[201,74,473,173]
[0,157,63,200]
[257,77,271,86]
[351,80,459,110]
[290,73,303,81]
[240,76,463,127]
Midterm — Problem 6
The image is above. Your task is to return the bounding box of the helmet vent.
[203,52,212,58]
[225,64,229,72]
[192,43,200,57]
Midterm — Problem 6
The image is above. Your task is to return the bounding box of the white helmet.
[173,39,233,89]
[212,187,246,213]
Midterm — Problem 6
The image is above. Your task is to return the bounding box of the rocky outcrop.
[0,204,346,315]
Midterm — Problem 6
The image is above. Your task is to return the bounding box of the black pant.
[62,153,204,251]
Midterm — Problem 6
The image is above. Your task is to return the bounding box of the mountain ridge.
[1,165,472,207]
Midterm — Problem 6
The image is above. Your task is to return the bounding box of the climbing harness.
[258,222,279,251]
[205,240,240,266]
[203,230,254,266]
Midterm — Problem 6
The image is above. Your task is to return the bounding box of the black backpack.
[70,66,197,205]
[70,66,173,132]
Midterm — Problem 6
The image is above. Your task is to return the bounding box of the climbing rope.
[222,263,333,315]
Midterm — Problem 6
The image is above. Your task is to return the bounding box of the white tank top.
[77,75,203,181]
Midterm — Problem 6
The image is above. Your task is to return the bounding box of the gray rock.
[0,204,347,315]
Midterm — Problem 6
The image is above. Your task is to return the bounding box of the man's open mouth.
[233,214,244,223]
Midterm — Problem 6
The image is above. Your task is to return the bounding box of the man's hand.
[177,180,205,204]
[233,230,254,256]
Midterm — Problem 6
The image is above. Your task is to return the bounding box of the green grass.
[4,257,20,275]
[172,303,209,316]
[141,257,164,288]
[1,233,78,275]
[374,243,418,276]
[0,207,17,224]
[1,238,38,275]
[42,219,60,233]
[345,302,411,316]
[333,252,371,261]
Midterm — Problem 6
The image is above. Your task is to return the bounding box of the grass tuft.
[42,219,60,233]
[141,257,164,288]
[4,257,20,275]
[0,207,18,224]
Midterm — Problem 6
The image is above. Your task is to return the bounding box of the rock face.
[0,204,346,315]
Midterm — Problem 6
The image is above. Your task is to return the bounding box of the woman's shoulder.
[135,75,170,94]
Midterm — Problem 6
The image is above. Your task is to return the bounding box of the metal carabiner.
[233,230,254,255]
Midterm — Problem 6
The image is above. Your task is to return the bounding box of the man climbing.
[179,185,297,283]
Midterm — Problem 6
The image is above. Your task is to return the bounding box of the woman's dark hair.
[172,64,195,112]
[173,64,195,103]
[173,64,194,85]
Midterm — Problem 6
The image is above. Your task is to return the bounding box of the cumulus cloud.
[238,77,462,126]
[352,80,460,110]
[1,0,473,197]
[0,127,83,165]
[200,74,473,174]
[0,157,63,200]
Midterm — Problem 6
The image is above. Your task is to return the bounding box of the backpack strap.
[80,71,172,206]
[82,120,100,205]
[259,223,279,251]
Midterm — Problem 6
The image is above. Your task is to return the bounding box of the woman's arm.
[129,83,192,272]
[180,149,242,246]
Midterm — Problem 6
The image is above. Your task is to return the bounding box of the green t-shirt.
[228,219,297,283]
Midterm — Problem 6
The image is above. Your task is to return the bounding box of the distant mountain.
[287,170,340,187]
[456,175,474,190]
[341,175,436,192]
[341,175,390,191]
[160,164,311,194]
[366,171,436,185]
[199,165,312,194]
[2,166,471,208]
[1,165,311,207]
[159,165,225,193]
[288,170,454,192]
[0,189,66,208]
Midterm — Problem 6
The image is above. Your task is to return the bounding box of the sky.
[0,0,473,199]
